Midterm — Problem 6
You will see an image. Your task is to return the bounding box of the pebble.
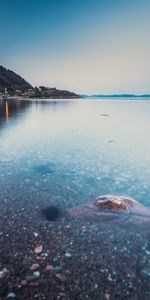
[36,256,43,260]
[20,280,28,286]
[7,293,16,299]
[0,268,9,278]
[140,269,150,279]
[65,252,72,258]
[0,271,6,279]
[64,269,71,275]
[34,245,43,254]
[25,271,40,281]
[57,293,67,298]
[29,282,39,287]
[56,274,67,282]
[45,264,54,271]
[55,266,63,272]
[30,263,40,271]
[107,274,113,281]
[41,252,49,257]
[33,271,40,277]
[33,232,39,237]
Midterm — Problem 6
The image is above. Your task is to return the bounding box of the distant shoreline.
[83,94,150,99]
[4,96,150,102]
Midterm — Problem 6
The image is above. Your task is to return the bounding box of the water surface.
[0,98,150,208]
[0,98,150,299]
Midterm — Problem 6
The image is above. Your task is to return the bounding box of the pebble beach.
[0,194,150,300]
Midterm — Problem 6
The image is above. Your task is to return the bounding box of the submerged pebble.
[30,263,40,271]
[45,264,54,271]
[64,252,72,258]
[55,266,64,272]
[140,269,150,279]
[20,280,28,286]
[25,271,40,281]
[7,293,16,299]
[0,268,9,279]
[56,274,67,282]
[34,245,43,254]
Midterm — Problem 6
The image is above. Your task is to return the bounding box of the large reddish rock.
[94,195,137,210]
[67,195,150,224]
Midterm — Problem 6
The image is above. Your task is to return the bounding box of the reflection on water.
[5,101,8,122]
[0,99,30,126]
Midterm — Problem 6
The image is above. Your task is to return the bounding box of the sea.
[0,98,150,299]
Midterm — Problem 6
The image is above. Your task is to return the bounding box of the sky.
[0,0,150,94]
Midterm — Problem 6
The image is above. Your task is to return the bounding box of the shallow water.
[0,98,150,299]
[0,98,150,208]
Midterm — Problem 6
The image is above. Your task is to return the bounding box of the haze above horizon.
[0,0,150,94]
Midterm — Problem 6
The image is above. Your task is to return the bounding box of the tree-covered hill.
[0,65,32,91]
[0,66,81,98]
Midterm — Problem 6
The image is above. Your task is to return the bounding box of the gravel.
[0,195,150,300]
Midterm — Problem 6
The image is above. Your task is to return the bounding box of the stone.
[140,268,150,279]
[94,195,137,210]
[55,266,63,272]
[2,267,9,273]
[64,269,71,275]
[30,263,40,271]
[7,293,16,299]
[57,293,67,298]
[107,274,113,281]
[33,271,40,277]
[34,245,43,254]
[29,282,39,287]
[64,252,72,258]
[0,268,9,278]
[67,194,150,224]
[0,271,5,279]
[20,280,28,286]
[25,271,40,281]
[45,264,54,271]
[33,232,39,237]
[36,256,43,260]
[56,273,67,282]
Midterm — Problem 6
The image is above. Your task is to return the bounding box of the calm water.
[1,98,150,299]
[0,98,150,209]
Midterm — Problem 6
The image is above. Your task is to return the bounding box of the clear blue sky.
[0,0,150,94]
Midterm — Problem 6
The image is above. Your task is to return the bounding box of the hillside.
[0,66,81,98]
[0,65,32,91]
[30,86,81,99]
